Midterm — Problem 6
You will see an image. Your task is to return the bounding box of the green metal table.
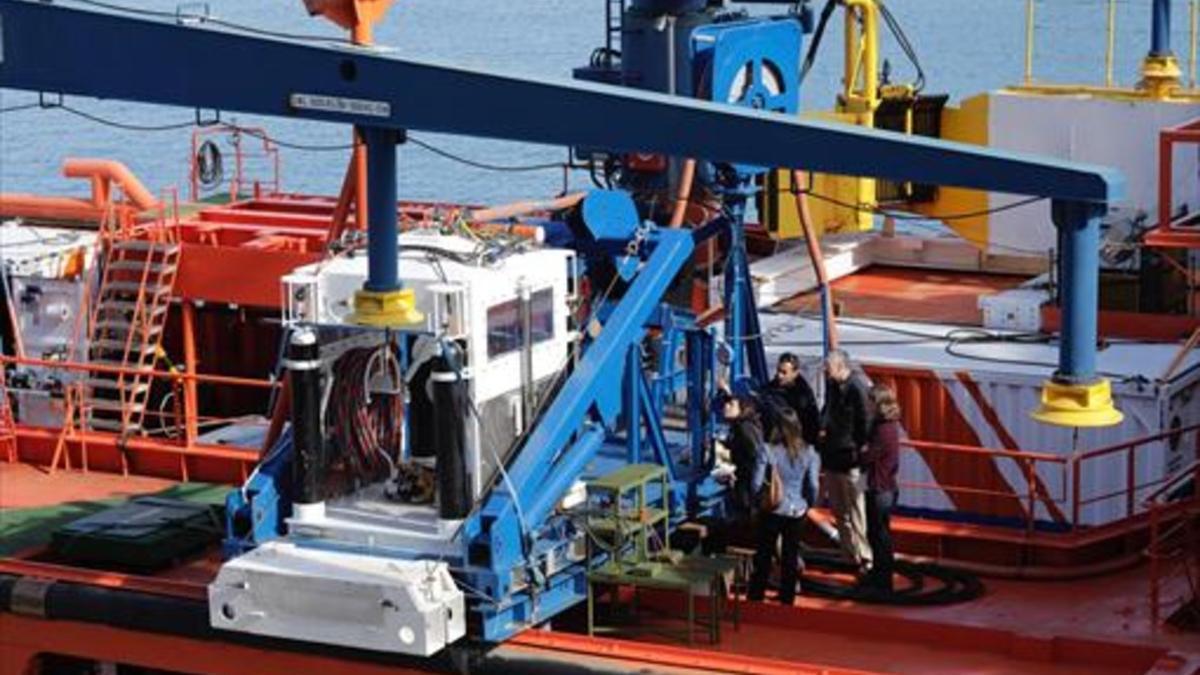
[586,554,741,646]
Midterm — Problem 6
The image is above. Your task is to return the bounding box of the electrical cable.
[801,188,1045,223]
[0,102,41,115]
[58,104,195,132]
[799,0,839,85]
[770,312,1142,381]
[326,344,404,485]
[797,188,1053,255]
[1,101,574,172]
[407,136,566,173]
[876,0,926,93]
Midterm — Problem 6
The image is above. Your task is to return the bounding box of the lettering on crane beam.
[289,94,391,118]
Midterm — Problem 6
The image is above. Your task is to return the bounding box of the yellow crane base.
[1031,378,1124,428]
[349,287,425,327]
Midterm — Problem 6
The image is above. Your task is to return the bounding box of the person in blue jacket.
[747,407,821,605]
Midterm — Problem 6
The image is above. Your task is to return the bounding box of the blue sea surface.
[0,0,1181,205]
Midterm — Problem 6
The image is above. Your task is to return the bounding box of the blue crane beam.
[0,1,1123,203]
[0,0,1122,394]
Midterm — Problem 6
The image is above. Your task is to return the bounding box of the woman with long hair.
[722,393,763,519]
[863,384,902,592]
[747,407,820,605]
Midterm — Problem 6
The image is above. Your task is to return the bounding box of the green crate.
[50,496,222,571]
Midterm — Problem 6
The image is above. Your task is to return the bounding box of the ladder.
[0,365,16,463]
[84,239,180,435]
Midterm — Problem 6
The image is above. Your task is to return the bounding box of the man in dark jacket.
[762,353,820,447]
[819,349,872,571]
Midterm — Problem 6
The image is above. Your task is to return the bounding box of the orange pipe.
[62,158,160,211]
[353,130,369,230]
[668,158,696,228]
[792,169,840,351]
[181,301,200,445]
[468,192,586,223]
[0,194,107,222]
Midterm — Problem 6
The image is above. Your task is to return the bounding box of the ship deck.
[3,461,1198,675]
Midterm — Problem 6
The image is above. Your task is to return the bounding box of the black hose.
[797,551,985,606]
[799,0,839,85]
[0,574,659,674]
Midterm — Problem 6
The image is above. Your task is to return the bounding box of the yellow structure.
[350,288,425,327]
[765,0,881,238]
[1032,379,1125,428]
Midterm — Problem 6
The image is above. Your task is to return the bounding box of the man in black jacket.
[762,353,820,447]
[819,349,872,572]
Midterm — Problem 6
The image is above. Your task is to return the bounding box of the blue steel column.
[626,345,643,464]
[724,217,747,383]
[1151,0,1173,57]
[361,126,400,293]
[1051,200,1102,382]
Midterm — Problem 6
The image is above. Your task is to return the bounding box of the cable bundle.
[326,346,404,485]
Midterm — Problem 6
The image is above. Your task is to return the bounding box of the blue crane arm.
[0,0,1123,202]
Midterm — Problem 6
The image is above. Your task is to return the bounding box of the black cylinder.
[431,354,470,520]
[287,328,324,505]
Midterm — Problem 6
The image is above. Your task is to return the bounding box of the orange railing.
[190,126,281,203]
[0,354,277,479]
[897,423,1200,533]
[1146,458,1200,626]
[900,439,1067,534]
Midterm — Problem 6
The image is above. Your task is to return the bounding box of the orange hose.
[792,169,839,351]
[468,192,586,223]
[668,158,696,228]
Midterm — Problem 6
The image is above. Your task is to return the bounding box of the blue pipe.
[1152,0,1173,57]
[1052,200,1102,383]
[361,126,400,293]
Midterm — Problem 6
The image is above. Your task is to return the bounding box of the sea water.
[0,0,1183,205]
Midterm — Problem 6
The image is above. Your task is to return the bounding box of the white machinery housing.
[209,232,576,655]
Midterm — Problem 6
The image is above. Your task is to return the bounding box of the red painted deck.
[0,461,176,510]
[781,265,1025,325]
[3,465,1197,675]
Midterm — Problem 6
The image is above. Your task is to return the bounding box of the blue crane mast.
[0,0,1125,652]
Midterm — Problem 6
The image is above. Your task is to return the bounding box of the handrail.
[1145,456,1200,626]
[1145,458,1200,507]
[1021,0,1200,96]
[898,423,1200,531]
[0,354,276,390]
[1077,423,1200,461]
[903,438,1064,464]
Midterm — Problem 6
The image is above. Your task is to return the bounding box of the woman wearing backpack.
[747,407,821,605]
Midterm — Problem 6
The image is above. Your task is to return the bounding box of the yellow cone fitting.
[1031,378,1124,428]
[1140,55,1182,98]
[349,287,424,327]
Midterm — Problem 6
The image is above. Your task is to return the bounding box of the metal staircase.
[1147,461,1200,629]
[84,239,180,434]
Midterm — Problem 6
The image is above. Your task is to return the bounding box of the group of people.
[720,349,901,605]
